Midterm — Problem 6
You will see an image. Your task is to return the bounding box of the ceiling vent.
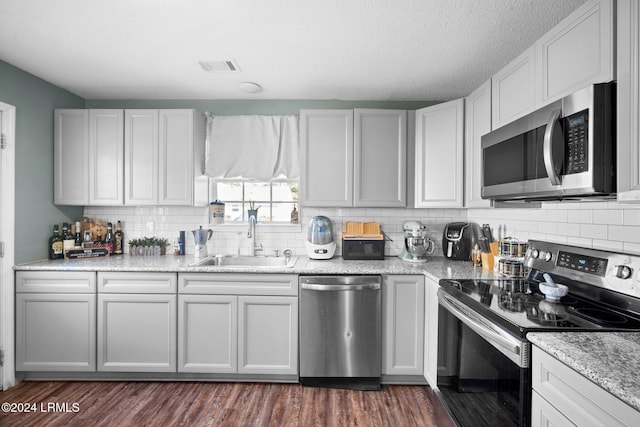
[198,60,240,72]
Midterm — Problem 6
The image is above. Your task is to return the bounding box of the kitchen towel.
[205,114,299,181]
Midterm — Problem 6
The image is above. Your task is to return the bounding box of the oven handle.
[438,291,529,368]
[543,108,563,186]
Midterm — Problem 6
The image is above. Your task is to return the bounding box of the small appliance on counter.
[305,216,336,259]
[400,220,435,263]
[192,226,213,258]
[442,222,480,260]
[342,221,385,260]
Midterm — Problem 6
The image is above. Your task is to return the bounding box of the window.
[216,180,299,223]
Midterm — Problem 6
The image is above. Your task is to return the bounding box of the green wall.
[0,60,85,263]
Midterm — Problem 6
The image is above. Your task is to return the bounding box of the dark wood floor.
[0,381,455,427]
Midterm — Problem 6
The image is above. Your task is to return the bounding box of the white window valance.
[204,114,300,181]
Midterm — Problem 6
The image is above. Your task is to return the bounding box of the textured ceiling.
[0,0,587,101]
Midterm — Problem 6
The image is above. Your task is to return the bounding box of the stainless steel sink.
[189,255,298,268]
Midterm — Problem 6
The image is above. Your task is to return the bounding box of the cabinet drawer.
[178,273,298,296]
[97,272,177,293]
[16,271,96,293]
[532,347,638,426]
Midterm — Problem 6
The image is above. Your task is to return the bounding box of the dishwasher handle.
[301,282,381,291]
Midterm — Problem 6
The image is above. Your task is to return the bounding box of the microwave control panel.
[564,110,589,174]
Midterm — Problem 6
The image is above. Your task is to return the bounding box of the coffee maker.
[400,220,435,263]
[192,226,213,258]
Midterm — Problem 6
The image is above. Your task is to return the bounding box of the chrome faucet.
[247,214,263,256]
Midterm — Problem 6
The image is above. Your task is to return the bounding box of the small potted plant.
[128,237,170,256]
[247,200,259,221]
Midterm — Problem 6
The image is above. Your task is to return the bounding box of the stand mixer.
[400,220,435,263]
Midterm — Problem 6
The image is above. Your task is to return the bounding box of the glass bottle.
[62,222,74,254]
[113,221,124,255]
[74,221,82,247]
[290,205,299,224]
[104,222,114,254]
[48,225,63,260]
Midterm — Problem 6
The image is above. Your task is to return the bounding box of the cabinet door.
[617,0,640,202]
[54,109,89,205]
[491,48,535,129]
[532,347,639,426]
[300,110,354,207]
[178,295,237,373]
[88,109,124,205]
[464,80,492,208]
[159,110,194,205]
[423,277,439,387]
[535,0,614,106]
[125,109,158,205]
[414,99,464,208]
[16,293,96,371]
[531,390,574,427]
[97,294,177,372]
[382,275,424,376]
[237,296,298,375]
[354,109,407,207]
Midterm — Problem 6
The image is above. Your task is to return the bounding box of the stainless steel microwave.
[481,82,616,201]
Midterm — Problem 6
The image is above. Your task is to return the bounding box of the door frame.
[0,102,16,389]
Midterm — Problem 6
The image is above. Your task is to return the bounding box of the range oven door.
[437,290,531,427]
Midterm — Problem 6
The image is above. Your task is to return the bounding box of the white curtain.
[204,114,300,181]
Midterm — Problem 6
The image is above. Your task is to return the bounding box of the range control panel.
[525,240,640,299]
[556,251,607,277]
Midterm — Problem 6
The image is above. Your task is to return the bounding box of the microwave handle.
[543,108,563,186]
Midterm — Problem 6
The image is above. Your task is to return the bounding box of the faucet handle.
[273,249,280,257]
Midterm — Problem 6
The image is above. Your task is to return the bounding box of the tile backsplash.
[85,200,640,258]
[83,206,466,257]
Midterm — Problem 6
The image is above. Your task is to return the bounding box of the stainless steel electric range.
[436,240,640,427]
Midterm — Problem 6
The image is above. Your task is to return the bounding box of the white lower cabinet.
[97,272,177,372]
[382,275,425,377]
[178,295,238,373]
[237,295,298,375]
[15,271,96,372]
[531,346,640,426]
[178,273,298,376]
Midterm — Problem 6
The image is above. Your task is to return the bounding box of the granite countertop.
[13,254,495,282]
[528,332,640,412]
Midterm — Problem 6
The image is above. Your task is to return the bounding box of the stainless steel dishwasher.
[299,275,382,390]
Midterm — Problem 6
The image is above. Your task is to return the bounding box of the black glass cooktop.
[439,277,640,336]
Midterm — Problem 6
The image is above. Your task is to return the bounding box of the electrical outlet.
[146,221,155,232]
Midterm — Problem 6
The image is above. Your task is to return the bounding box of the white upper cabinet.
[491,48,535,130]
[88,109,124,205]
[354,109,407,207]
[300,109,354,207]
[414,99,464,208]
[464,80,492,208]
[301,109,407,207]
[126,109,204,206]
[54,109,90,205]
[159,109,203,205]
[491,0,614,131]
[617,0,640,202]
[55,109,205,207]
[125,110,159,205]
[535,0,615,106]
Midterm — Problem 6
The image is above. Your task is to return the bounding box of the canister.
[209,200,225,225]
